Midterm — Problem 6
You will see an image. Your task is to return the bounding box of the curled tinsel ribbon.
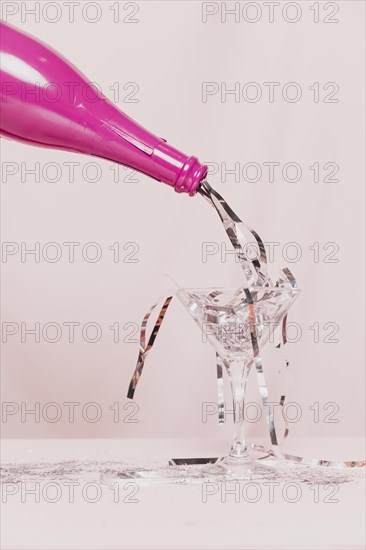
[199,181,292,462]
[127,296,173,400]
[127,182,365,469]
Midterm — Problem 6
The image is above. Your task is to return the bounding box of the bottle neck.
[151,142,207,195]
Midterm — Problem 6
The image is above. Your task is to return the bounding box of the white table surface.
[1,438,365,549]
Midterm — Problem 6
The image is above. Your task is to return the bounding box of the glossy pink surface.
[0,21,207,195]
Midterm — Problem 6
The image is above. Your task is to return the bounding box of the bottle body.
[0,21,207,195]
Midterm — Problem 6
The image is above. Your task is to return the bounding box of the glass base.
[203,455,274,480]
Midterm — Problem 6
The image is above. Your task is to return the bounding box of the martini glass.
[177,286,300,479]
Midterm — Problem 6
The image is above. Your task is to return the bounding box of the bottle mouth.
[174,157,208,196]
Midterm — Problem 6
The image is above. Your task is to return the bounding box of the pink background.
[1,0,365,442]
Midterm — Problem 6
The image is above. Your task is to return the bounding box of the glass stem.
[226,358,252,460]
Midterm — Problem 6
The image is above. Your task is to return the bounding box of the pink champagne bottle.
[0,21,207,195]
